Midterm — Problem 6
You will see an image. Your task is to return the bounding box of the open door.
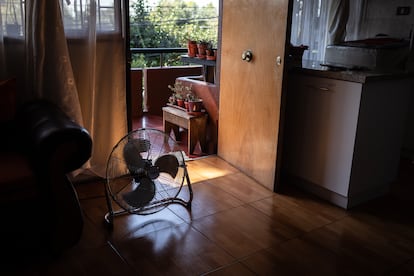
[218,0,290,191]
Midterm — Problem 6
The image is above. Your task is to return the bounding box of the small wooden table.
[162,106,207,154]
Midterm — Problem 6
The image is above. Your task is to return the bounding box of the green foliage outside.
[130,0,218,68]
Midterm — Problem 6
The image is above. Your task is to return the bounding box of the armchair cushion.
[15,100,93,173]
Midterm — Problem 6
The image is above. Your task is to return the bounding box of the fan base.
[104,197,192,226]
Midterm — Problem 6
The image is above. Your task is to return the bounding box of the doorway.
[125,0,220,158]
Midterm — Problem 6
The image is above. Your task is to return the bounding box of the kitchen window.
[290,0,366,62]
[290,0,329,62]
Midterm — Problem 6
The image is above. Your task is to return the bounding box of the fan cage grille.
[105,128,189,215]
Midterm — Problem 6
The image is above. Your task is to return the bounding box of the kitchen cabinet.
[283,73,411,209]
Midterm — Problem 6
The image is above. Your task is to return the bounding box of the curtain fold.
[0,0,128,178]
[326,0,349,45]
[346,0,367,41]
[64,0,128,177]
[25,0,83,124]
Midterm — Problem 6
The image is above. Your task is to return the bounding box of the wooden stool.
[162,106,207,154]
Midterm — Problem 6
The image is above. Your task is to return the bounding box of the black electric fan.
[104,128,193,226]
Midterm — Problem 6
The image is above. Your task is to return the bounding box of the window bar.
[97,0,102,30]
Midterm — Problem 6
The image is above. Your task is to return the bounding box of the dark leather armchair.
[0,99,92,257]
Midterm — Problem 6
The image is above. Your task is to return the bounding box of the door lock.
[276,56,282,66]
[242,50,253,62]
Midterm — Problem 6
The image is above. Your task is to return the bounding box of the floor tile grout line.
[106,240,139,274]
[198,258,256,276]
[245,196,350,231]
[194,173,276,204]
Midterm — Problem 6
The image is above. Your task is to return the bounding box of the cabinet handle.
[318,87,330,92]
[305,84,332,92]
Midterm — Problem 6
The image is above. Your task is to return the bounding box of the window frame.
[60,0,122,38]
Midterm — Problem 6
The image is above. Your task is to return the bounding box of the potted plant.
[168,81,192,108]
[186,92,203,113]
[187,39,198,57]
[197,41,209,59]
[206,44,217,61]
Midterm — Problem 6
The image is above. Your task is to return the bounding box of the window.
[61,0,121,35]
[290,0,329,62]
[1,0,25,37]
[0,0,120,37]
[290,0,364,62]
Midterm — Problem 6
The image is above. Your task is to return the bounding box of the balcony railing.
[129,47,204,118]
[130,47,188,68]
[128,47,219,155]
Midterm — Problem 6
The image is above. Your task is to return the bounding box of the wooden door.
[218,0,290,190]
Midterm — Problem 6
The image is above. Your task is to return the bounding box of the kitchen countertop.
[288,59,413,83]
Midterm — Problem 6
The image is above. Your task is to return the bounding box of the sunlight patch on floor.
[185,155,238,183]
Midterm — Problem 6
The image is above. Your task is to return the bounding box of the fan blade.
[122,177,156,208]
[123,139,150,174]
[154,154,180,178]
[131,138,151,152]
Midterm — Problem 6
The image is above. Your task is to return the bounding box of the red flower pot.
[176,99,185,108]
[187,40,198,57]
[187,100,203,112]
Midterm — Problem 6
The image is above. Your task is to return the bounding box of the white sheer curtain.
[326,0,349,45]
[0,0,128,178]
[25,1,83,123]
[290,0,329,62]
[290,0,367,61]
[346,0,367,41]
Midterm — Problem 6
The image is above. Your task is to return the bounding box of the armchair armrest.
[15,99,92,173]
[6,99,93,252]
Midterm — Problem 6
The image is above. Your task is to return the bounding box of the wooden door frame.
[124,0,133,132]
[274,0,294,192]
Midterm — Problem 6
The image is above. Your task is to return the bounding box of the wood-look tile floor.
[6,115,414,275]
[6,154,414,275]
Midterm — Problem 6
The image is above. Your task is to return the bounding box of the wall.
[144,66,202,116]
[176,76,219,154]
[402,89,414,159]
[360,1,414,159]
[361,0,414,39]
[130,69,143,119]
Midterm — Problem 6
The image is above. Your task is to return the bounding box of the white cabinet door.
[284,75,363,196]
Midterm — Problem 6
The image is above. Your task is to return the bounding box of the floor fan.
[104,128,193,226]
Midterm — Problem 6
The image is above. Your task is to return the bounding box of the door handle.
[242,50,253,62]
